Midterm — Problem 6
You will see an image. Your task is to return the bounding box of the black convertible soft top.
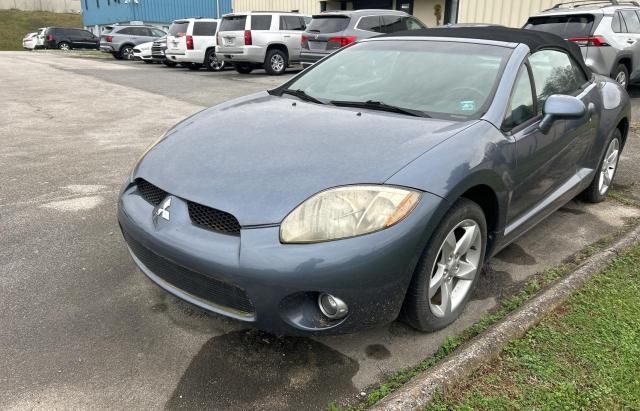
[381,26,591,76]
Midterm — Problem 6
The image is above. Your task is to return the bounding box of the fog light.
[318,293,348,320]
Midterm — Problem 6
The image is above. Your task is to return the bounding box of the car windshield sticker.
[459,100,476,112]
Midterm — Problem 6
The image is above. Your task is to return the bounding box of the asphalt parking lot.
[2,51,640,410]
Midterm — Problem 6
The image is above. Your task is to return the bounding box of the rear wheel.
[119,45,134,60]
[163,59,176,67]
[612,63,629,89]
[264,49,287,75]
[402,198,486,332]
[234,63,253,74]
[582,129,622,203]
[112,52,122,60]
[205,49,225,71]
[58,42,70,50]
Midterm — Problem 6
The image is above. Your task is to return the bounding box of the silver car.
[217,12,308,75]
[525,0,640,89]
[100,25,167,60]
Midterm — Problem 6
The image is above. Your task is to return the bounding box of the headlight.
[280,185,421,243]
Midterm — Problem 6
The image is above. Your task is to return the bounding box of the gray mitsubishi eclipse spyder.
[118,27,630,335]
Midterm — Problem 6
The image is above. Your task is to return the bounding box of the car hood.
[135,92,476,226]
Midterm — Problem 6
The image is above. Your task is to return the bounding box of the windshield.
[169,21,189,36]
[307,16,350,33]
[284,40,510,119]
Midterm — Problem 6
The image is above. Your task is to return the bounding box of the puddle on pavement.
[365,344,391,360]
[166,329,359,410]
[493,243,537,266]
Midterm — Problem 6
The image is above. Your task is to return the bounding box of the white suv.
[218,12,308,75]
[165,18,225,71]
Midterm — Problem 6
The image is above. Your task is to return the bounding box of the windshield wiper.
[330,100,430,118]
[280,89,325,104]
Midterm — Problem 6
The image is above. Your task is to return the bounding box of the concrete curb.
[371,224,640,411]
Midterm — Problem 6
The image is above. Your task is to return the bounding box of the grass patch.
[426,242,640,410]
[0,9,82,51]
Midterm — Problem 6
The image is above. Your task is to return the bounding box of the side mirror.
[539,94,586,134]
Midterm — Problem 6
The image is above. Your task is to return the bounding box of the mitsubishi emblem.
[156,197,171,221]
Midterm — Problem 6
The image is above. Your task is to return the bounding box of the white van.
[165,18,225,71]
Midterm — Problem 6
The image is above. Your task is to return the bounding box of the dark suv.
[300,9,425,66]
[43,27,99,50]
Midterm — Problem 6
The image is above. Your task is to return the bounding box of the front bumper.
[118,181,443,335]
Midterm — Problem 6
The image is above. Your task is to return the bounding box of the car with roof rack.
[100,24,167,60]
[525,0,640,88]
[217,11,309,75]
[300,9,426,67]
[118,26,629,335]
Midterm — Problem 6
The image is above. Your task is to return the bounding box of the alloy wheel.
[428,219,482,318]
[271,54,285,73]
[58,43,70,50]
[598,138,620,195]
[208,54,224,71]
[616,71,627,88]
[122,47,134,60]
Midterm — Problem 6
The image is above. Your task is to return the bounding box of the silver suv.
[100,25,167,60]
[301,10,425,67]
[525,0,640,88]
[217,12,308,75]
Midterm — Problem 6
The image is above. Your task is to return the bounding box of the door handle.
[627,38,635,44]
[588,103,596,121]
[284,35,291,38]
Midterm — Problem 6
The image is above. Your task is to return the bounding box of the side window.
[380,15,404,33]
[251,15,272,30]
[280,16,305,30]
[503,65,536,131]
[404,17,426,30]
[138,27,153,36]
[118,27,134,35]
[357,16,383,33]
[529,49,587,111]
[193,22,217,36]
[621,10,640,33]
[151,28,166,37]
[612,11,626,33]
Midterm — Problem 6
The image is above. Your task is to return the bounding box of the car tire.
[57,42,71,51]
[119,45,134,60]
[143,60,153,64]
[612,63,629,89]
[234,63,254,74]
[264,49,287,75]
[187,63,203,71]
[582,129,622,203]
[163,59,176,67]
[402,198,487,332]
[112,52,123,60]
[205,49,225,72]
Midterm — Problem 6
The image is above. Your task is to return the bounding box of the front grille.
[151,45,165,56]
[135,179,241,235]
[136,179,168,206]
[188,202,241,235]
[125,232,255,315]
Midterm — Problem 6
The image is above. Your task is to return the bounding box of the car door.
[506,49,595,234]
[280,15,305,60]
[79,30,98,49]
[66,29,83,48]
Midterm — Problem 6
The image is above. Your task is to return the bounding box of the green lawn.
[0,9,82,51]
[426,243,640,410]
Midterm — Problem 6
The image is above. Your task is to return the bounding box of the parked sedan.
[132,41,155,63]
[118,27,629,335]
[22,32,38,50]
